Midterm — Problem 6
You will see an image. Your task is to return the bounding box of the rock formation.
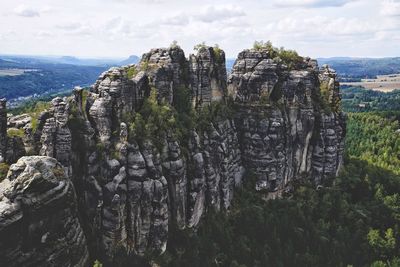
[0,99,26,164]
[189,46,227,107]
[228,50,345,192]
[0,99,7,163]
[0,44,345,265]
[0,156,89,267]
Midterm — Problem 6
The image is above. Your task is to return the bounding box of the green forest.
[342,86,400,112]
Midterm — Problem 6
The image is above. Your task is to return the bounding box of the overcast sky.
[0,0,399,59]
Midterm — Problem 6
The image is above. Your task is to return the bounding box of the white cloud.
[36,30,54,38]
[160,14,190,26]
[195,5,245,23]
[40,6,54,14]
[274,0,353,8]
[104,17,131,34]
[380,0,400,16]
[56,22,83,31]
[56,22,93,36]
[0,0,398,58]
[13,4,40,17]
[264,16,380,39]
[102,0,165,3]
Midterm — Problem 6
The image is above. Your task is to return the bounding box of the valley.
[342,73,400,92]
[0,55,139,106]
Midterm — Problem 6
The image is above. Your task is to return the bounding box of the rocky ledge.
[0,156,89,267]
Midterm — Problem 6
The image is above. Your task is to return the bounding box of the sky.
[0,0,399,59]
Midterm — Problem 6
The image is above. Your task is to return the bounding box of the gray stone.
[0,156,89,267]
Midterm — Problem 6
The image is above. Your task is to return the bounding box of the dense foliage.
[128,88,179,150]
[127,87,234,152]
[346,112,400,175]
[156,157,400,267]
[341,86,400,112]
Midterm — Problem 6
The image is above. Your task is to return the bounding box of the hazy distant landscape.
[0,54,140,106]
[342,73,400,92]
[318,57,400,81]
[2,54,400,108]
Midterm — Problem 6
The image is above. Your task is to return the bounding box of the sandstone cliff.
[0,156,89,266]
[0,44,345,266]
[228,50,345,193]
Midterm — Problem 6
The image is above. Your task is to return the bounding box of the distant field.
[341,73,400,92]
[0,68,38,77]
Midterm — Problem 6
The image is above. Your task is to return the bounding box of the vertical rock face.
[140,47,188,104]
[189,47,227,107]
[39,97,72,176]
[0,99,8,162]
[228,49,345,192]
[0,45,345,265]
[312,65,346,183]
[0,99,26,164]
[54,46,245,263]
[0,156,89,267]
[89,67,150,135]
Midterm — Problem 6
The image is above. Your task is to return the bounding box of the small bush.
[7,128,24,138]
[53,167,65,178]
[0,162,10,182]
[17,101,51,134]
[82,89,89,112]
[194,42,207,51]
[140,60,151,72]
[128,88,177,150]
[213,44,224,63]
[127,66,139,79]
[259,93,269,104]
[96,143,105,153]
[170,40,180,49]
[93,260,103,267]
[320,81,332,113]
[253,40,303,70]
[253,40,274,52]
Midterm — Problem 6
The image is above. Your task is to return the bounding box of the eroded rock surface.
[0,45,345,265]
[229,49,345,192]
[0,156,89,267]
[189,46,227,107]
[0,99,26,164]
[0,99,7,163]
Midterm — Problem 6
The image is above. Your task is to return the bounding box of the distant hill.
[317,57,400,80]
[119,55,140,66]
[0,56,108,101]
[54,56,125,67]
[0,54,125,67]
[0,54,140,103]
